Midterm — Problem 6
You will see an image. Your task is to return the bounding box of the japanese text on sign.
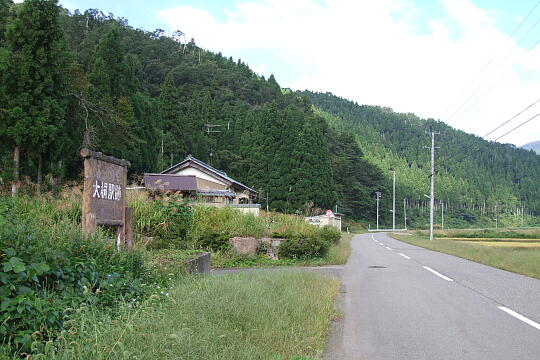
[92,180,122,201]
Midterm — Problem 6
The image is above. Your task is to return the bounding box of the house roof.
[143,174,198,191]
[160,154,258,195]
[197,189,237,198]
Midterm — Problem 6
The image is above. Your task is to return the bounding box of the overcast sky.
[58,0,540,147]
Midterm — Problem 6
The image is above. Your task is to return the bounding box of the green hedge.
[278,226,341,259]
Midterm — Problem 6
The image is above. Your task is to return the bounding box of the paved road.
[332,232,540,360]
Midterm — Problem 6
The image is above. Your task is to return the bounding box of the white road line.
[397,252,411,260]
[422,266,454,282]
[379,243,385,246]
[498,306,540,331]
[371,235,377,242]
[385,246,393,251]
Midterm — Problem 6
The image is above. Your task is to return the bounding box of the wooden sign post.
[81,148,133,250]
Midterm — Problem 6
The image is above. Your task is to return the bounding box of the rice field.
[460,241,540,248]
[391,232,540,279]
[440,233,540,248]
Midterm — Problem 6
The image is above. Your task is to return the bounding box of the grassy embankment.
[211,233,352,268]
[391,228,540,279]
[28,271,340,360]
[1,191,346,358]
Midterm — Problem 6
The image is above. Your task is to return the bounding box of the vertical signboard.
[81,148,131,249]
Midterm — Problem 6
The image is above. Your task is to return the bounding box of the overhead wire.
[494,112,540,141]
[440,0,540,121]
[446,15,540,123]
[484,99,540,138]
[450,34,540,124]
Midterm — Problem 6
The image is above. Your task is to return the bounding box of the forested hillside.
[301,90,540,227]
[0,0,385,218]
[3,0,539,227]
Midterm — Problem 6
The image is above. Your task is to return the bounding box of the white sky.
[156,0,540,147]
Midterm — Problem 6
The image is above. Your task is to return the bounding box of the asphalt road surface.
[333,232,540,360]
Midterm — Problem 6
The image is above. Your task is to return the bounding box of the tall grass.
[189,205,266,241]
[326,234,352,264]
[264,212,318,238]
[36,271,340,360]
[392,233,540,279]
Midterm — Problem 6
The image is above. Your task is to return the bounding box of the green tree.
[0,0,13,44]
[2,0,70,195]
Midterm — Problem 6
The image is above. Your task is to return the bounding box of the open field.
[460,241,540,248]
[390,232,540,280]
[30,271,340,360]
[418,227,540,239]
[444,237,540,242]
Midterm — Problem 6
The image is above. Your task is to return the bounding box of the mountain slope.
[1,5,385,219]
[300,91,540,222]
[521,141,540,154]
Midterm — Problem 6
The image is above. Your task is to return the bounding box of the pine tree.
[159,69,186,166]
[3,0,70,195]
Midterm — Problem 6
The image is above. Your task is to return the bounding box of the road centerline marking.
[423,266,454,281]
[385,246,393,251]
[498,306,540,331]
[397,252,410,259]
[379,243,385,246]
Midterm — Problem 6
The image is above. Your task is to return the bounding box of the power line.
[494,112,540,141]
[450,34,540,124]
[447,30,540,124]
[484,98,540,138]
[441,0,540,120]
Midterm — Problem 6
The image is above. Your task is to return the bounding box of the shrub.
[196,232,231,252]
[265,212,316,239]
[188,206,266,243]
[318,226,341,245]
[278,235,331,259]
[275,223,341,259]
[0,197,152,354]
[130,197,193,249]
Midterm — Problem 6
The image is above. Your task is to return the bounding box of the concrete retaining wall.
[229,237,286,259]
[185,252,211,274]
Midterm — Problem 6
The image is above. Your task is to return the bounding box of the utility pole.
[392,171,396,231]
[204,124,222,135]
[403,198,407,229]
[441,200,444,231]
[425,131,440,241]
[204,123,223,166]
[495,203,498,229]
[376,191,382,230]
